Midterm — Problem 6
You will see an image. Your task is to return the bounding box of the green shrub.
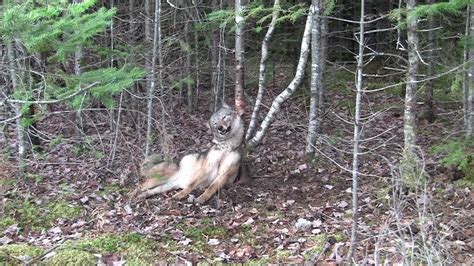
[432,137,473,179]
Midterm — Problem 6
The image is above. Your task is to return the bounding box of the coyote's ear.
[221,102,230,109]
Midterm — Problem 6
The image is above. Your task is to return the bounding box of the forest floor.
[1,69,473,264]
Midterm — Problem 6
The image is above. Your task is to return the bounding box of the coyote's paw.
[172,190,189,200]
[195,195,209,205]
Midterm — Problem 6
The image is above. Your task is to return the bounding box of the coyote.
[135,104,245,204]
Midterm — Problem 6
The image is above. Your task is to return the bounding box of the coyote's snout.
[135,104,245,204]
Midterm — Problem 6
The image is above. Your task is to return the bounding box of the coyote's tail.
[131,155,179,199]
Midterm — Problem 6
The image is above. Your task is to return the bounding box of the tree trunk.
[145,0,158,156]
[156,0,167,151]
[185,21,194,110]
[348,0,365,262]
[145,0,152,42]
[6,41,27,160]
[235,0,246,115]
[247,6,314,149]
[246,0,280,141]
[144,0,153,114]
[305,0,322,156]
[194,6,200,108]
[73,0,85,150]
[402,0,420,184]
[468,4,474,137]
[423,0,435,123]
[317,14,328,135]
[463,6,470,134]
[211,0,221,111]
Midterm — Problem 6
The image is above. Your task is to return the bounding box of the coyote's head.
[209,104,244,149]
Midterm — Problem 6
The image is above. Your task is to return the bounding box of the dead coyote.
[136,104,244,204]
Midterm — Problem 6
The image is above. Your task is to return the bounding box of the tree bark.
[73,0,85,150]
[211,0,221,111]
[348,0,365,262]
[402,0,420,183]
[468,4,474,137]
[246,0,280,142]
[305,0,322,156]
[6,41,27,160]
[463,6,470,135]
[317,14,328,135]
[423,0,435,123]
[247,6,314,149]
[145,0,159,156]
[235,0,246,115]
[185,21,193,110]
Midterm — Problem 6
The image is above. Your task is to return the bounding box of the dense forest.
[0,0,473,264]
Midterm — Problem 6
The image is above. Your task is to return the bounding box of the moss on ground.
[0,216,16,232]
[67,233,157,265]
[2,199,81,231]
[0,233,157,265]
[455,176,474,189]
[0,244,44,264]
[45,249,96,265]
[169,221,230,254]
[303,232,347,260]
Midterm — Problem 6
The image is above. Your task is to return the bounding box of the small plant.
[49,136,63,147]
[26,173,44,183]
[432,137,473,179]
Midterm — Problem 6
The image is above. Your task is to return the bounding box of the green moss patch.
[0,216,17,232]
[0,244,44,264]
[45,249,96,266]
[172,222,229,253]
[65,233,157,264]
[3,199,81,231]
[303,233,347,260]
[0,233,157,265]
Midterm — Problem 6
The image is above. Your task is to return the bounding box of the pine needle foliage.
[1,0,115,62]
[67,66,145,109]
[1,0,144,111]
[432,137,473,176]
[390,0,473,28]
[198,1,310,32]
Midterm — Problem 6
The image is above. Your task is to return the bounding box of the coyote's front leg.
[172,164,207,200]
[196,153,241,204]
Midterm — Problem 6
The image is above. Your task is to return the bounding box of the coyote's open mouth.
[218,125,231,135]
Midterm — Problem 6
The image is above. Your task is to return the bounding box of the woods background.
[0,0,473,264]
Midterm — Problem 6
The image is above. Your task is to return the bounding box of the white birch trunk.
[245,0,280,141]
[247,7,314,149]
[305,0,322,156]
[348,0,365,262]
[235,0,246,115]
